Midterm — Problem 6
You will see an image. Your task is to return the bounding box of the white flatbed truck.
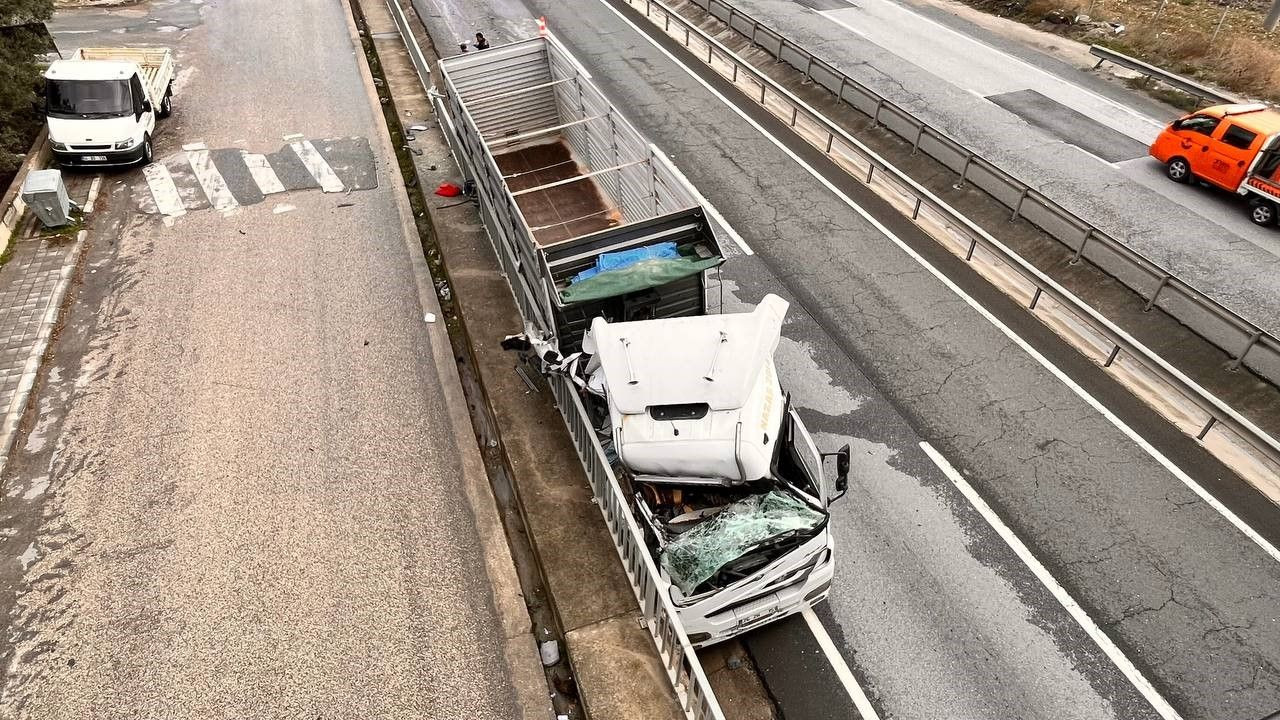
[44,47,175,167]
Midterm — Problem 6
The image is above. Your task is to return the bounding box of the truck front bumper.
[677,534,836,648]
[53,145,147,169]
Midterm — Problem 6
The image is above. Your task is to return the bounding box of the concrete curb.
[335,0,554,717]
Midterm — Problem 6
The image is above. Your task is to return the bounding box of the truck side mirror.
[821,444,851,501]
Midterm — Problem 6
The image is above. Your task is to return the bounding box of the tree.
[0,0,54,175]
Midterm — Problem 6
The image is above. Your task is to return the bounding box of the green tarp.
[560,256,722,304]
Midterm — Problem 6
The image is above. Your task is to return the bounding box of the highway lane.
[720,0,1280,346]
[810,0,1280,259]
[410,0,1280,717]
[0,1,536,717]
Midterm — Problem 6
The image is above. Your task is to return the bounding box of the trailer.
[432,33,844,658]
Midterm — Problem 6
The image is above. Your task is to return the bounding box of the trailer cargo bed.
[433,34,725,352]
[495,140,618,245]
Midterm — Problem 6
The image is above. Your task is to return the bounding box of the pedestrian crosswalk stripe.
[289,139,345,193]
[241,151,285,195]
[142,163,186,218]
[185,147,239,212]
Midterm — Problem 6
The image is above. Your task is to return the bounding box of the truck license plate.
[82,155,107,162]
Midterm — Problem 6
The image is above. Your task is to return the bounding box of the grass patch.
[963,0,1280,103]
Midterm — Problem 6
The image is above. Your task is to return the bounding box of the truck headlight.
[114,138,137,150]
[50,141,67,151]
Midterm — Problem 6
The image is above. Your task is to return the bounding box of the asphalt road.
[723,0,1280,343]
[412,0,1280,717]
[0,1,528,717]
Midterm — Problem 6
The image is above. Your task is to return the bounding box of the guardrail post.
[1071,228,1093,264]
[866,163,876,184]
[912,125,925,155]
[803,55,813,84]
[645,0,651,16]
[1011,188,1030,221]
[872,99,884,127]
[1196,416,1217,440]
[760,81,767,104]
[1143,275,1171,312]
[835,76,846,105]
[825,132,834,154]
[664,12,670,31]
[791,106,799,127]
[1104,345,1121,367]
[1029,287,1043,310]
[965,238,977,261]
[956,154,973,188]
[685,25,690,46]
[732,64,738,83]
[1228,331,1262,371]
[727,7,735,30]
[912,197,923,220]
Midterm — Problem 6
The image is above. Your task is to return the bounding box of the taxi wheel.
[1249,199,1276,227]
[1166,157,1191,184]
[141,135,153,165]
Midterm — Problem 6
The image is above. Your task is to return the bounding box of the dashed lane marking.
[801,608,882,720]
[142,163,186,218]
[289,138,345,193]
[921,442,1184,720]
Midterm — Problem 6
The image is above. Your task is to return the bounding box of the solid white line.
[289,139,345,193]
[241,151,286,194]
[185,148,239,212]
[801,608,881,720]
[142,163,186,218]
[599,0,1280,568]
[919,441,1183,720]
[82,176,103,214]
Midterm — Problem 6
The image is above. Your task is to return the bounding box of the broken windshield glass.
[660,490,825,595]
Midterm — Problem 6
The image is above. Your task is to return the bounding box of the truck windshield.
[46,79,132,119]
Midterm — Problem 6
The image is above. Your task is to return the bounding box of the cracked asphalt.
[413,0,1280,716]
[0,0,527,717]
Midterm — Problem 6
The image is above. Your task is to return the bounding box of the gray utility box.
[20,169,72,228]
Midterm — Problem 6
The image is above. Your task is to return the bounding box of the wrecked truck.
[432,33,848,646]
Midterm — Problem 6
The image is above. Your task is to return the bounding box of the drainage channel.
[348,2,583,717]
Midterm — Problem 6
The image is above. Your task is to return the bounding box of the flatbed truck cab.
[44,47,175,168]
[1150,103,1280,226]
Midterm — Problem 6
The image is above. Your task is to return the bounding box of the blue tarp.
[571,242,679,284]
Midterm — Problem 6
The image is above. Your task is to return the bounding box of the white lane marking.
[599,0,1280,567]
[920,442,1183,720]
[800,608,881,720]
[142,163,186,217]
[289,139,345,193]
[182,141,207,151]
[818,5,1163,142]
[649,144,752,255]
[185,148,239,212]
[82,175,103,214]
[241,151,286,194]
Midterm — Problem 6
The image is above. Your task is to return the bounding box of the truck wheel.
[1249,198,1276,226]
[141,134,153,165]
[1167,157,1192,183]
[158,91,172,119]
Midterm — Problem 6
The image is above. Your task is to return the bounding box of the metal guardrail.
[620,0,1280,473]
[383,2,727,718]
[1088,45,1241,105]
[680,0,1280,392]
[551,375,725,720]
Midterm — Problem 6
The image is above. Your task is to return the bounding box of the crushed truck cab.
[44,47,175,168]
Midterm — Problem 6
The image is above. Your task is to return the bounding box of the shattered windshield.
[661,490,826,595]
[46,79,132,119]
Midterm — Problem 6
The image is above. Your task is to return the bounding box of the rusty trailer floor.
[494,141,618,246]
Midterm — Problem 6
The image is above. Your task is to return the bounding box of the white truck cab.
[44,47,174,168]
